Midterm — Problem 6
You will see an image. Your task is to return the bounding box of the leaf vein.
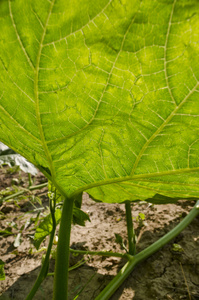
[164,0,177,106]
[72,167,199,197]
[34,0,56,178]
[130,81,199,176]
[0,103,40,143]
[42,0,113,47]
[8,0,35,70]
[46,7,140,145]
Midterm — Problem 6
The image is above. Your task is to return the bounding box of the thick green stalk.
[125,201,136,255]
[53,196,74,300]
[95,200,199,300]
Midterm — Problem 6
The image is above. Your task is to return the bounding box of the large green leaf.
[0,0,199,203]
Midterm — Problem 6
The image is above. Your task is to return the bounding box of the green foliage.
[33,205,89,249]
[0,259,5,281]
[73,207,90,226]
[34,184,89,249]
[172,243,184,253]
[0,142,37,175]
[1,1,199,299]
[0,227,13,237]
[114,233,127,252]
[134,212,146,228]
[0,1,199,204]
[34,209,61,250]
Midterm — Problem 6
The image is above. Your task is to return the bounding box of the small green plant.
[0,259,5,281]
[0,1,199,299]
[114,233,128,252]
[0,142,37,175]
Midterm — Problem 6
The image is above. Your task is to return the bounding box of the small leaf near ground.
[0,259,5,280]
[33,209,62,250]
[172,243,184,253]
[114,233,127,252]
[73,207,90,226]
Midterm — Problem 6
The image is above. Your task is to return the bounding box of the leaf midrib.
[164,0,177,106]
[114,182,197,199]
[70,166,199,197]
[34,0,56,178]
[8,0,35,70]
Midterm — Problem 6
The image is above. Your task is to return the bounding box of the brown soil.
[0,167,199,300]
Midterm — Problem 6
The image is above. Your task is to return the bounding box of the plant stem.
[48,249,130,278]
[25,217,56,299]
[48,258,86,276]
[73,273,96,300]
[53,196,74,300]
[95,200,199,300]
[3,182,48,201]
[69,248,130,259]
[28,173,33,187]
[25,187,56,300]
[125,201,136,255]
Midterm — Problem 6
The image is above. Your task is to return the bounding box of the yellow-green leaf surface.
[0,0,199,203]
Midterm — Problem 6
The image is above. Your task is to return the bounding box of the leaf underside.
[0,0,199,203]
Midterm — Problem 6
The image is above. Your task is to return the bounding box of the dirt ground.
[0,167,199,300]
